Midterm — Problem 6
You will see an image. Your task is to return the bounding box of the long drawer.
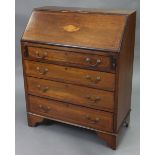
[28,95,114,132]
[24,60,115,91]
[27,77,114,112]
[24,46,116,73]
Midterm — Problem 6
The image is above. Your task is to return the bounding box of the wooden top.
[34,6,136,15]
[22,6,135,52]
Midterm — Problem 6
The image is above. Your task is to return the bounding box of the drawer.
[25,46,116,72]
[27,77,114,112]
[25,60,115,91]
[28,95,114,132]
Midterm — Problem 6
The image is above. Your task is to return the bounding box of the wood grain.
[27,113,44,127]
[34,6,136,15]
[22,10,126,51]
[115,12,136,131]
[24,60,115,91]
[22,41,118,56]
[27,77,114,112]
[20,7,136,149]
[26,46,116,73]
[28,95,114,132]
[97,132,117,150]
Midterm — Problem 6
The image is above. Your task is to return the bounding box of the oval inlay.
[63,25,80,32]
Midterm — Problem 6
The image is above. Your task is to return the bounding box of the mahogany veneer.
[21,6,136,149]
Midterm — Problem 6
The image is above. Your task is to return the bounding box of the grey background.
[16,0,140,155]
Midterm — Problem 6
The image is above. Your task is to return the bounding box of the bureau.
[21,6,136,150]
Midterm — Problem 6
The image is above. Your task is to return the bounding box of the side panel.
[115,12,136,131]
[20,42,30,121]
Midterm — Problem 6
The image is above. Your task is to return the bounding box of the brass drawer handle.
[37,85,49,93]
[35,51,47,59]
[85,95,101,102]
[38,104,50,112]
[85,75,101,83]
[85,114,100,124]
[85,57,101,67]
[36,67,48,75]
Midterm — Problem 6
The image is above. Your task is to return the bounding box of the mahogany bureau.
[21,6,136,150]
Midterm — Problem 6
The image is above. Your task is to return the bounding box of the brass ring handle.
[38,104,50,112]
[85,95,100,102]
[85,114,100,124]
[35,51,47,59]
[37,85,49,93]
[36,67,48,75]
[85,75,101,83]
[85,58,101,67]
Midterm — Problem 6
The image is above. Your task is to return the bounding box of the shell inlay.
[63,25,80,32]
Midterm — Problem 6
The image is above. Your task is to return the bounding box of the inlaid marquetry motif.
[63,25,80,32]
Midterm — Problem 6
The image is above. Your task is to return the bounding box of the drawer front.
[25,60,115,91]
[28,95,114,132]
[27,77,114,112]
[25,47,116,72]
